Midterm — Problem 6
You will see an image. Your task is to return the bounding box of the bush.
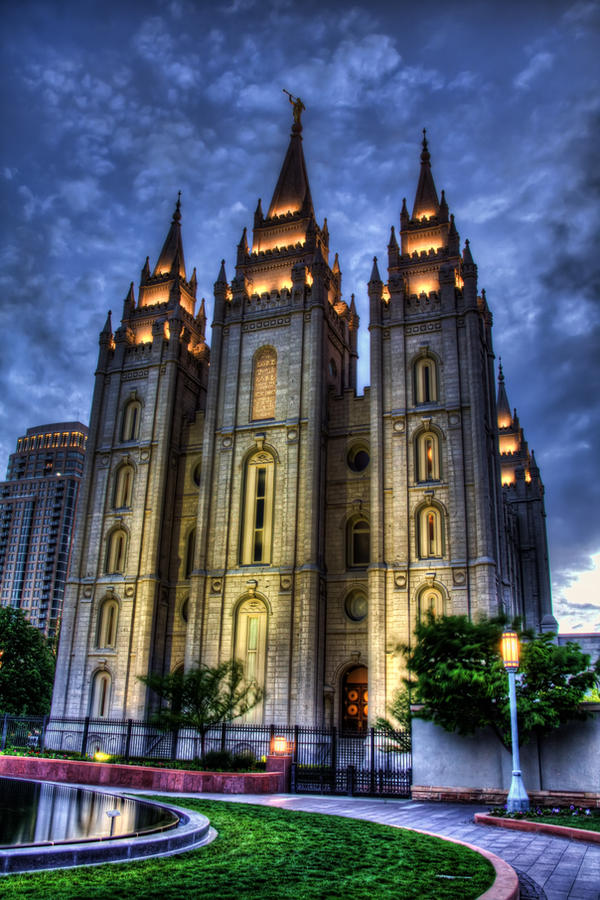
[201,749,234,770]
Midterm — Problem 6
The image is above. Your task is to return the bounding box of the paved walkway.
[137,791,600,900]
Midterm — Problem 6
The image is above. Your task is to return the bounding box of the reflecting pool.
[0,777,178,847]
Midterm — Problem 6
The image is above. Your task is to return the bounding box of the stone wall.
[412,703,600,801]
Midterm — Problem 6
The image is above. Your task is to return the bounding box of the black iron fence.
[0,714,411,798]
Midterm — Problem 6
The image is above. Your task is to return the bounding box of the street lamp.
[500,630,529,813]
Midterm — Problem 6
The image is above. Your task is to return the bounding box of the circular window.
[181,598,189,623]
[345,590,368,622]
[347,445,370,472]
[192,461,202,487]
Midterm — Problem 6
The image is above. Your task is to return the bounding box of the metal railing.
[0,713,411,797]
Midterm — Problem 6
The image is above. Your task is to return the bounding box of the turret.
[412,129,440,220]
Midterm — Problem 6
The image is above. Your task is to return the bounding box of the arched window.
[184,528,196,579]
[105,528,127,574]
[113,464,134,508]
[416,431,440,482]
[347,517,370,569]
[90,671,111,718]
[417,506,443,558]
[122,399,141,442]
[418,588,444,621]
[97,597,118,649]
[234,598,267,723]
[251,347,277,421]
[241,452,275,565]
[414,357,438,404]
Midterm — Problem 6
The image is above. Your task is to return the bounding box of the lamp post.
[500,630,529,813]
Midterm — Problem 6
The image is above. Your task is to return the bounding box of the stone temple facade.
[52,109,555,730]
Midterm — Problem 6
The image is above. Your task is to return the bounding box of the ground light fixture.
[500,629,529,812]
[106,809,121,837]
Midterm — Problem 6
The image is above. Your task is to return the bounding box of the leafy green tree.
[402,614,600,750]
[139,659,264,757]
[0,607,56,714]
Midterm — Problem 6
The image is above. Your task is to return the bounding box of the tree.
[0,607,56,715]
[402,613,600,750]
[139,659,264,757]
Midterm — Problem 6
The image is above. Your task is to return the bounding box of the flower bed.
[0,754,286,794]
[475,805,600,843]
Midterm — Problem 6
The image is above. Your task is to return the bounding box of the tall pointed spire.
[412,129,440,219]
[153,192,186,279]
[267,98,313,218]
[497,359,512,428]
[369,256,382,283]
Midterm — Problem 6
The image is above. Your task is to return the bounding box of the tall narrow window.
[122,400,141,442]
[418,588,443,621]
[417,506,443,558]
[416,431,440,482]
[113,465,134,508]
[234,598,267,723]
[91,671,111,718]
[347,518,370,569]
[97,597,118,649]
[414,357,438,404]
[251,347,277,421]
[241,452,275,565]
[185,528,196,579]
[105,528,127,574]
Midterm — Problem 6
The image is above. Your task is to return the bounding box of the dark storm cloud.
[0,0,598,627]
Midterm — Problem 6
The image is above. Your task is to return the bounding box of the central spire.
[412,129,440,220]
[267,93,313,218]
[153,192,186,279]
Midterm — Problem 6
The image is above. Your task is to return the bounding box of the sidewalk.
[152,792,600,900]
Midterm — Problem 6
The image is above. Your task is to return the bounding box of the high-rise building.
[52,107,555,727]
[0,422,88,637]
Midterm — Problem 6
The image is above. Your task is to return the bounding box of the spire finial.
[421,128,430,163]
[173,191,182,223]
[498,357,504,382]
[283,89,305,132]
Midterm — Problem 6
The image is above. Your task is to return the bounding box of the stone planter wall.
[0,755,287,793]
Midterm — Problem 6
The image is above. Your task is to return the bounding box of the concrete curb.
[475,812,600,844]
[389,825,520,900]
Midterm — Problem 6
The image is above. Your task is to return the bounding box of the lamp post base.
[506,769,529,813]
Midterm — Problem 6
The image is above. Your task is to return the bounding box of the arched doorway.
[341,666,368,733]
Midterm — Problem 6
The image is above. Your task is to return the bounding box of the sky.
[0,0,598,632]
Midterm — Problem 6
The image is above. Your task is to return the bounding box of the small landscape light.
[106,808,121,838]
[271,736,288,755]
[94,751,111,762]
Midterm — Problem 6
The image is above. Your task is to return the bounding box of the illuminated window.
[414,357,438,404]
[347,517,370,569]
[185,528,196,579]
[97,597,118,649]
[122,399,142,442]
[418,588,443,621]
[416,431,440,482]
[417,506,443,558]
[105,528,127,574]
[241,452,275,565]
[251,347,277,421]
[113,465,134,509]
[91,671,111,718]
[234,598,267,723]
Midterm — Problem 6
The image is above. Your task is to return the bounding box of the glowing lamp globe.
[271,736,288,755]
[501,630,520,671]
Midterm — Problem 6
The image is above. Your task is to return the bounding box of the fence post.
[1,714,8,751]
[331,724,337,770]
[370,727,375,794]
[293,724,299,763]
[124,719,133,761]
[290,761,297,793]
[81,716,90,756]
[40,715,49,752]
[220,722,226,753]
[347,764,355,796]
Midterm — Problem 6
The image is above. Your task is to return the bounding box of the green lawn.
[1,798,495,899]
